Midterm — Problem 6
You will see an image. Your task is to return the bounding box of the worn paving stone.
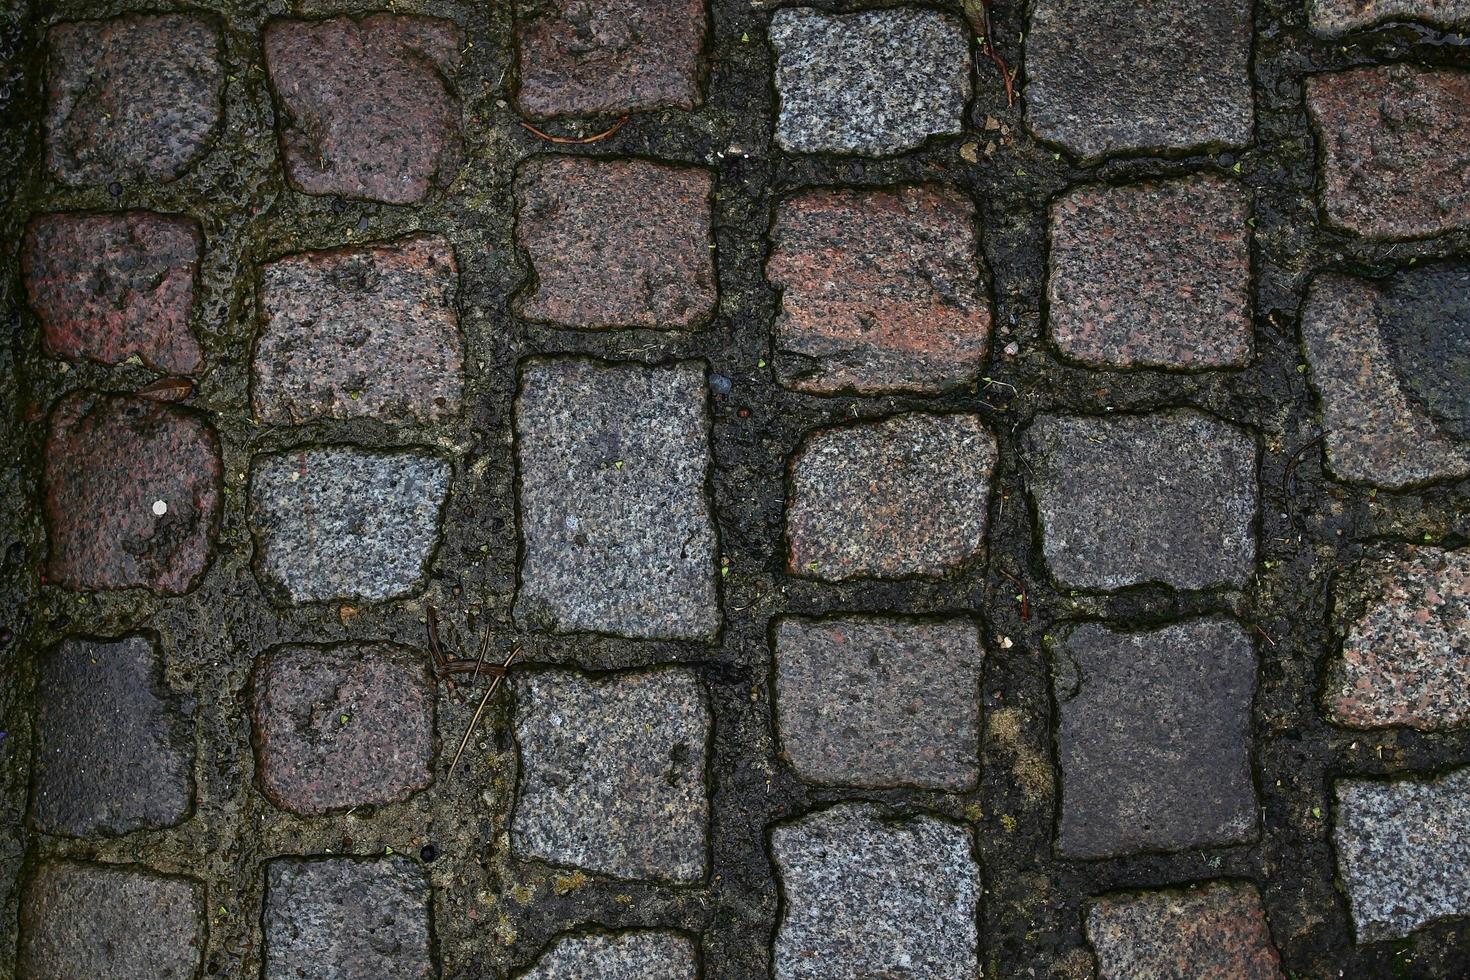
[512,669,709,883]
[515,0,706,118]
[44,13,222,185]
[1334,767,1470,942]
[1024,410,1257,591]
[265,15,464,205]
[515,358,718,640]
[44,391,222,594]
[1309,0,1470,35]
[769,7,971,156]
[1086,881,1283,980]
[252,643,435,816]
[1025,0,1253,161]
[254,234,463,425]
[1048,176,1253,369]
[514,156,716,330]
[32,635,191,838]
[19,861,204,979]
[23,211,203,374]
[1049,618,1258,858]
[767,185,992,394]
[773,616,982,791]
[520,931,698,979]
[1307,65,1470,239]
[1374,262,1470,442]
[249,446,450,604]
[771,803,980,979]
[263,857,432,979]
[786,413,997,581]
[1301,271,1470,488]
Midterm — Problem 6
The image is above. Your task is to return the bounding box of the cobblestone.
[32,635,191,838]
[248,446,450,604]
[1050,618,1258,858]
[254,235,463,425]
[19,861,204,979]
[44,391,222,594]
[515,0,706,118]
[44,13,222,185]
[1025,0,1253,160]
[515,358,718,639]
[771,803,980,979]
[252,643,436,816]
[1334,767,1470,942]
[1048,176,1253,369]
[786,413,997,581]
[773,616,982,790]
[769,8,970,156]
[514,156,716,330]
[1309,0,1470,35]
[265,15,464,204]
[512,669,709,883]
[767,185,991,394]
[1024,411,1257,591]
[263,857,432,979]
[520,931,698,979]
[1307,65,1470,239]
[1086,882,1283,979]
[23,211,203,373]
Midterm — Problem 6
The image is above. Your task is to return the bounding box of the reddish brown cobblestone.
[1307,65,1470,239]
[254,235,463,425]
[44,13,222,185]
[1048,176,1253,370]
[23,211,203,374]
[265,15,465,205]
[252,643,435,816]
[1086,882,1283,980]
[767,185,991,394]
[515,0,706,119]
[514,156,716,330]
[1309,0,1470,35]
[44,391,222,594]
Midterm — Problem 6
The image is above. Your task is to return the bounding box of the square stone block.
[1086,882,1283,979]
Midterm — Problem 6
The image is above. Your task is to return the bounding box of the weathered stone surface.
[23,211,203,374]
[513,669,709,883]
[254,235,463,425]
[1049,618,1258,858]
[515,0,706,118]
[773,616,982,790]
[767,185,992,394]
[1301,271,1470,488]
[1375,262,1470,441]
[1026,0,1253,160]
[1309,0,1470,35]
[44,392,222,594]
[253,643,435,816]
[769,8,970,156]
[1307,65,1470,239]
[520,931,698,980]
[265,15,464,205]
[1048,176,1253,369]
[515,358,718,640]
[514,156,716,330]
[771,803,980,979]
[1324,547,1470,730]
[263,857,432,979]
[1024,411,1257,591]
[249,446,450,604]
[44,13,222,185]
[786,413,997,581]
[19,861,204,979]
[1086,882,1283,980]
[32,636,192,838]
[1334,767,1470,942]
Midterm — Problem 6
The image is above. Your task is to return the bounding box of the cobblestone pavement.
[0,0,1468,977]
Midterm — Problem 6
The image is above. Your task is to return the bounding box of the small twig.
[1283,432,1325,530]
[997,568,1032,621]
[1250,623,1278,648]
[519,115,629,145]
[448,645,520,779]
[973,1,1016,107]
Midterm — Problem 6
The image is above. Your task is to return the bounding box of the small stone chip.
[519,931,698,980]
[1086,881,1283,980]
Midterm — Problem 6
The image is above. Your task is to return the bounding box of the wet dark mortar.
[0,0,1468,977]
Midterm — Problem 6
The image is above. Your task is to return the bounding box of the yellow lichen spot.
[1000,814,1018,833]
[552,871,589,895]
[510,883,535,905]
